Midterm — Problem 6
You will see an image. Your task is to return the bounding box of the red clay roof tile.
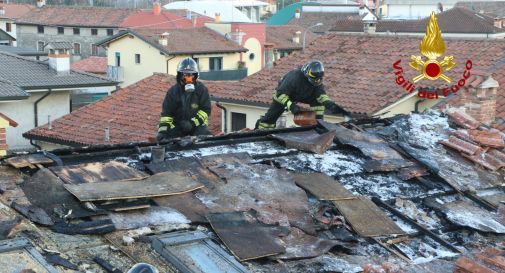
[210,34,505,115]
[439,136,482,155]
[0,3,34,20]
[448,112,481,130]
[24,74,221,146]
[468,129,505,148]
[71,56,107,75]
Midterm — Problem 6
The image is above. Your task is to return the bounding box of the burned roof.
[209,33,505,115]
[2,111,505,272]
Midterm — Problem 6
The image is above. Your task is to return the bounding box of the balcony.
[107,65,124,82]
[199,68,248,81]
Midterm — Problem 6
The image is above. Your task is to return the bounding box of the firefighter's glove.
[180,120,194,134]
[289,103,301,115]
[324,101,349,115]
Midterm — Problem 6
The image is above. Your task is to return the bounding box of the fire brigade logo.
[409,12,455,83]
[392,11,473,99]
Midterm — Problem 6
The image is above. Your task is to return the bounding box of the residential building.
[456,1,505,27]
[0,44,47,60]
[379,0,498,19]
[0,112,17,156]
[24,73,222,149]
[164,0,269,23]
[0,44,117,151]
[374,7,505,38]
[120,8,213,29]
[206,34,505,133]
[0,28,14,45]
[0,3,34,46]
[96,28,248,87]
[205,22,266,75]
[15,4,135,59]
[70,56,110,110]
[264,25,317,65]
[269,1,376,30]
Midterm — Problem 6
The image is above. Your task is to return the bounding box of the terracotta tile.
[468,129,505,148]
[440,136,482,155]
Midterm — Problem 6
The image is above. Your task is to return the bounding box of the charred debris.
[0,111,504,273]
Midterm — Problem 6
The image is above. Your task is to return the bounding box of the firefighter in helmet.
[255,60,349,129]
[157,57,211,141]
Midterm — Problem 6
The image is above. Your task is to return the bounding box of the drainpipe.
[166,55,176,74]
[34,89,52,127]
[414,99,425,113]
[30,139,42,150]
[216,102,228,133]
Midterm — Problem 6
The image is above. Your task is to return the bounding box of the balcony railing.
[199,68,248,81]
[107,65,124,82]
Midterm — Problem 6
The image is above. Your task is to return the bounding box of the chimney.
[153,2,161,15]
[36,0,46,8]
[264,44,274,68]
[158,32,169,46]
[294,8,300,19]
[229,29,245,45]
[292,31,301,44]
[215,13,221,23]
[364,21,376,33]
[47,43,71,75]
[457,73,499,125]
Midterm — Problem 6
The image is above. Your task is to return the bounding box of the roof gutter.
[22,81,118,91]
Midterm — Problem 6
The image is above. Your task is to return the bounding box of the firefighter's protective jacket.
[158,82,211,135]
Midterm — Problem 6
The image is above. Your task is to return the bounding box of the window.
[37,41,45,52]
[115,52,121,66]
[57,27,64,34]
[73,28,80,35]
[209,57,223,71]
[107,29,114,36]
[135,53,141,64]
[73,43,81,55]
[91,44,98,56]
[91,28,98,35]
[6,23,11,32]
[231,112,247,131]
[249,53,255,60]
[37,25,44,34]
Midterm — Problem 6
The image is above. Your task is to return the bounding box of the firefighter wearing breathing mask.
[157,58,212,141]
[255,60,349,129]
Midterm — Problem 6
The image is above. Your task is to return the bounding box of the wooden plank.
[153,193,209,223]
[333,197,405,237]
[292,173,355,201]
[64,171,204,201]
[207,211,285,261]
[49,161,148,184]
[5,154,53,169]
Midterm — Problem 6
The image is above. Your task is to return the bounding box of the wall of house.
[106,35,166,87]
[0,91,70,151]
[218,102,343,133]
[17,24,117,58]
[0,18,17,46]
[231,23,265,75]
[373,95,443,118]
[167,53,242,75]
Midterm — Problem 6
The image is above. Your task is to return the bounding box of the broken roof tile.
[448,112,481,129]
[468,129,505,148]
[439,136,482,155]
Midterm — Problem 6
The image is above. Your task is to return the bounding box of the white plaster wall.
[0,91,71,150]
